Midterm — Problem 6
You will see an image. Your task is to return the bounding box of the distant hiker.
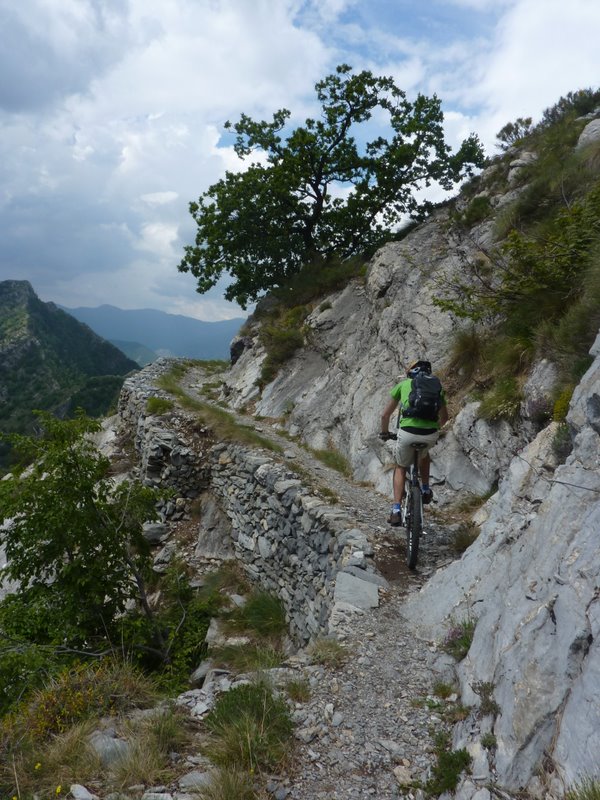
[379,359,448,526]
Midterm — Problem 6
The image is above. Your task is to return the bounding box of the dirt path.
[181,365,462,798]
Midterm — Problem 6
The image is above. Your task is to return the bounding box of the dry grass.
[3,708,194,798]
[307,638,348,669]
[199,768,258,800]
[203,681,293,774]
[6,721,102,799]
[285,678,311,704]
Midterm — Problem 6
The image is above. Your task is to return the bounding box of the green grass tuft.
[442,618,476,661]
[225,591,287,639]
[425,732,472,796]
[146,396,174,415]
[478,377,522,422]
[567,778,600,800]
[309,446,352,477]
[199,768,257,800]
[285,677,311,703]
[204,680,293,772]
[308,638,348,668]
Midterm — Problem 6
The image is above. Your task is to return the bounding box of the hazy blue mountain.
[110,339,157,366]
[62,304,246,360]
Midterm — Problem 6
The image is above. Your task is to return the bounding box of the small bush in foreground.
[204,681,292,772]
[2,659,158,744]
[425,732,472,797]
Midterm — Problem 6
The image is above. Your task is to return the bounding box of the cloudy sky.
[1,0,599,321]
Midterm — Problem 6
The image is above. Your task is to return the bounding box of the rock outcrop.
[116,360,386,644]
[401,332,600,798]
[222,205,538,503]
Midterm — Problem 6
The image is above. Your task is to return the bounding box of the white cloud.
[454,0,600,149]
[1,0,600,320]
[141,191,179,206]
[135,222,179,256]
[443,0,514,9]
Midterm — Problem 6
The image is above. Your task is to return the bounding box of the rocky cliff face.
[401,333,600,798]
[218,116,600,795]
[223,202,531,501]
[222,117,600,509]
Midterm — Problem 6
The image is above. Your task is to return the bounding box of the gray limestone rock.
[142,522,169,543]
[333,571,379,610]
[177,771,212,791]
[70,786,99,800]
[576,117,600,149]
[401,333,600,794]
[88,730,129,767]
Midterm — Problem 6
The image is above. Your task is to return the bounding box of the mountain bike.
[402,441,428,569]
[387,434,428,570]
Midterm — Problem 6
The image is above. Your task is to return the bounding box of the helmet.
[407,359,432,378]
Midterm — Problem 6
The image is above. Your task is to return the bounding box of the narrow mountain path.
[180,365,465,798]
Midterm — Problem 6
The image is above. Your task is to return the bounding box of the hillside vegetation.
[436,88,600,422]
[0,280,138,467]
[240,89,600,431]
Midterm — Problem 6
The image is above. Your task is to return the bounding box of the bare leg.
[393,465,406,503]
[420,453,431,485]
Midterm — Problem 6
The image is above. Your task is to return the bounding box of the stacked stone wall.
[117,360,382,644]
[208,442,376,643]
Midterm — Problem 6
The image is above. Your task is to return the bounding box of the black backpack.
[403,373,443,421]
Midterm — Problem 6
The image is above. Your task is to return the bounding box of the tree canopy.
[179,64,484,307]
[0,411,159,644]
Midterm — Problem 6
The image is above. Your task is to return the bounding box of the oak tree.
[179,64,484,307]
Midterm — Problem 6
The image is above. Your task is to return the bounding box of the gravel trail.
[182,365,464,799]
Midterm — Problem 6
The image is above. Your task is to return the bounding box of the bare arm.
[381,398,399,433]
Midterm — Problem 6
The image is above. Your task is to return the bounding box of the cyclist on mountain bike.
[379,359,448,526]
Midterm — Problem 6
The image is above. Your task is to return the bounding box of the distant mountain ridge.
[61,304,246,360]
[0,280,138,466]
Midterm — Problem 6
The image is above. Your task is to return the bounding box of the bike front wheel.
[406,485,422,570]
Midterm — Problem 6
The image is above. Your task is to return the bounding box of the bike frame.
[402,442,427,569]
[386,433,428,569]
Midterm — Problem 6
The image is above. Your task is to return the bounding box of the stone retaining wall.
[208,441,378,643]
[117,360,384,644]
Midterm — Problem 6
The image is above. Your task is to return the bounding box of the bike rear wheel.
[406,485,422,569]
